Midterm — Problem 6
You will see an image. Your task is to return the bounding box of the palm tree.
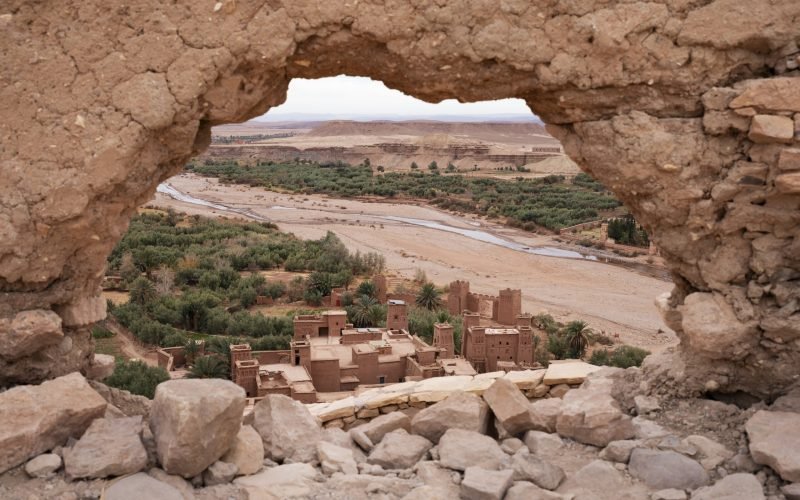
[129,277,156,306]
[355,280,376,299]
[187,355,229,379]
[563,320,593,359]
[183,339,200,365]
[350,295,380,327]
[206,337,233,359]
[416,283,442,311]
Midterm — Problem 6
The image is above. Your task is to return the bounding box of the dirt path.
[150,173,676,352]
[103,319,159,366]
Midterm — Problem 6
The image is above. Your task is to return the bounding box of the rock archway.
[1,0,799,398]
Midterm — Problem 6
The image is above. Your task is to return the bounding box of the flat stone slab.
[746,410,800,482]
[543,361,602,386]
[0,372,107,474]
[410,376,474,403]
[310,396,356,422]
[503,369,546,389]
[462,378,496,395]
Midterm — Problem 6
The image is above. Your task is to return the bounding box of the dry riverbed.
[151,173,676,351]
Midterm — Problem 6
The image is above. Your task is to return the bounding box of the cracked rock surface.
[0,0,799,397]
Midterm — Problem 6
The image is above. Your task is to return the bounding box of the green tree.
[308,271,334,297]
[206,336,234,359]
[129,277,157,306]
[547,332,569,360]
[183,339,201,365]
[334,270,354,291]
[355,280,377,299]
[349,295,382,327]
[239,287,257,308]
[415,282,442,311]
[563,320,593,359]
[410,162,419,170]
[187,355,230,379]
[119,253,140,283]
[428,161,438,171]
[105,359,170,399]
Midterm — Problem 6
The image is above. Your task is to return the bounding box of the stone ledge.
[308,364,594,423]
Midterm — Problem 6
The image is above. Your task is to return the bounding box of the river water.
[157,183,603,263]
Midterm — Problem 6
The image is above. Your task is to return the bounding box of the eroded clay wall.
[0,0,798,398]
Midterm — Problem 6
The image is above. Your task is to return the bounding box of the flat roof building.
[233,300,476,401]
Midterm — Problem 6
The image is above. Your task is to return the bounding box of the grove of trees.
[188,160,623,231]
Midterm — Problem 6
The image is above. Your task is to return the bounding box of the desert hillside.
[205,120,578,176]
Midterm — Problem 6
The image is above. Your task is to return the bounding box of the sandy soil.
[150,173,677,351]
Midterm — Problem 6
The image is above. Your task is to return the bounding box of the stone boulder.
[359,411,411,445]
[679,292,757,360]
[322,427,353,449]
[770,386,800,413]
[0,309,63,360]
[234,463,319,499]
[105,472,184,500]
[653,490,688,500]
[220,425,263,477]
[558,459,648,500]
[483,378,537,436]
[24,453,62,478]
[411,391,489,443]
[253,393,322,463]
[691,473,765,500]
[88,380,152,417]
[511,452,565,490]
[149,379,245,478]
[629,448,709,490]
[367,429,432,470]
[64,416,147,479]
[501,438,525,454]
[599,439,642,463]
[632,416,670,439]
[415,460,460,493]
[555,380,635,447]
[403,485,458,500]
[147,468,196,499]
[318,440,358,475]
[326,473,419,498]
[523,431,564,456]
[746,410,800,481]
[439,428,507,472]
[86,353,115,381]
[683,435,734,470]
[203,460,238,486]
[0,372,107,473]
[506,481,572,500]
[461,466,514,500]
[529,398,563,433]
[782,483,800,500]
[748,114,795,144]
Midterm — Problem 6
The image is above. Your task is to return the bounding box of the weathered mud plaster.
[0,0,799,396]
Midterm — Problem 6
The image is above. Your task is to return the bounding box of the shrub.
[590,345,650,368]
[91,326,114,339]
[105,359,170,399]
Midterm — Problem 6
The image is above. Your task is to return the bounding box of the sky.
[259,75,533,119]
